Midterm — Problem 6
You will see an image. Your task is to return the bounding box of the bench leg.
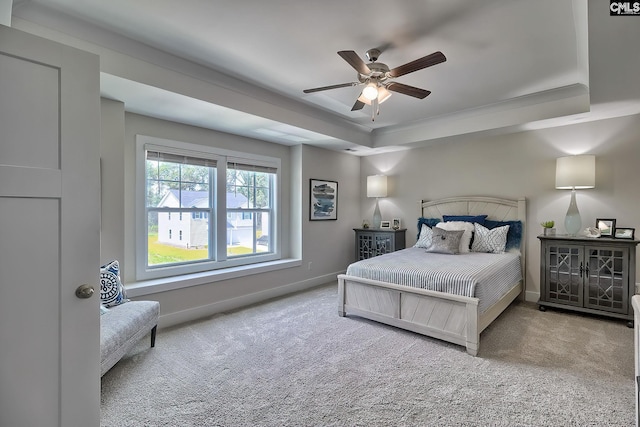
[150,325,157,348]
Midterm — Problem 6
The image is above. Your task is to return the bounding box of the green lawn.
[148,234,254,265]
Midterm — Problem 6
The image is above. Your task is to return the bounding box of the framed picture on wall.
[309,179,338,221]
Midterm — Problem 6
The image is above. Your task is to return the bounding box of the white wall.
[361,113,640,301]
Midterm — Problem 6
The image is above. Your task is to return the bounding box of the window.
[137,136,280,280]
[227,162,276,257]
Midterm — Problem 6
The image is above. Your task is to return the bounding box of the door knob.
[75,284,95,299]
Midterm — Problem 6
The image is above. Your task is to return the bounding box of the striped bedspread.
[345,247,522,313]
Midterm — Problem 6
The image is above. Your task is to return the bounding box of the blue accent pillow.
[100,260,129,307]
[442,214,488,225]
[417,217,441,239]
[484,219,523,251]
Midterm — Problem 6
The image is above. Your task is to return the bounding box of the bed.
[337,196,526,356]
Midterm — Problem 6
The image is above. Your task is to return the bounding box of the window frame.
[136,135,281,281]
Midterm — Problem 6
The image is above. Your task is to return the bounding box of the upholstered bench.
[100,300,160,376]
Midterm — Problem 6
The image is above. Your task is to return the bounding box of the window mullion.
[215,161,227,262]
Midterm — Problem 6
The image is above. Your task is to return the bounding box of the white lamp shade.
[367,175,388,198]
[555,155,595,189]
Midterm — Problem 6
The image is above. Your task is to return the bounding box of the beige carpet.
[101,283,635,426]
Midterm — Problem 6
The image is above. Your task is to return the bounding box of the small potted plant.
[541,220,555,236]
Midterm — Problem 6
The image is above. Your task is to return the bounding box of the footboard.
[337,274,481,356]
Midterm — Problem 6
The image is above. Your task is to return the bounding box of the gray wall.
[100,101,360,326]
[360,113,640,301]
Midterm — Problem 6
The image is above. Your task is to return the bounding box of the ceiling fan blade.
[303,82,358,94]
[351,98,365,111]
[337,50,372,75]
[386,82,431,99]
[388,51,446,78]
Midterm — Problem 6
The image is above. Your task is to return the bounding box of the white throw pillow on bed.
[414,224,433,248]
[472,223,510,254]
[436,221,474,253]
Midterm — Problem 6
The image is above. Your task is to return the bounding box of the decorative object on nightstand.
[354,228,406,260]
[555,155,595,236]
[538,234,639,327]
[584,227,601,238]
[367,174,387,228]
[541,220,555,236]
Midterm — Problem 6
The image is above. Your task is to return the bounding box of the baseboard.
[157,271,344,329]
[525,290,540,303]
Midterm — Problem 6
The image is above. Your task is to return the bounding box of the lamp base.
[564,189,582,236]
[372,198,382,228]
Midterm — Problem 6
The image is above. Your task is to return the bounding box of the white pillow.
[472,223,510,254]
[414,224,433,248]
[435,221,474,253]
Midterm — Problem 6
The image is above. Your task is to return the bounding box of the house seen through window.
[140,136,280,279]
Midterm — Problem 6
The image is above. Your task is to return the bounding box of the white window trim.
[126,258,302,298]
[135,135,281,281]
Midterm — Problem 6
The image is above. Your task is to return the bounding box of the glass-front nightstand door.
[374,233,393,255]
[357,233,374,259]
[584,247,629,314]
[546,244,583,307]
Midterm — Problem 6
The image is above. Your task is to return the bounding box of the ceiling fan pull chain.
[371,97,378,121]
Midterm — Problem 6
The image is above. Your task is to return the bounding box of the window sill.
[126,258,302,298]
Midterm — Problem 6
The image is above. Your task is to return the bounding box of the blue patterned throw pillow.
[100,260,129,307]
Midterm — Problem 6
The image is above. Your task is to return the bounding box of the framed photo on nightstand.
[596,218,616,237]
[615,227,635,239]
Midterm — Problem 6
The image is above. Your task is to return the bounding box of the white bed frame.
[338,196,526,356]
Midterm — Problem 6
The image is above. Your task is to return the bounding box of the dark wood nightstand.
[538,234,639,326]
[354,228,406,260]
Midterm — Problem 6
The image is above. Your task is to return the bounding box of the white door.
[0,25,101,426]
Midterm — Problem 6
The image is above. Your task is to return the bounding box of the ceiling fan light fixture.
[377,86,391,103]
[362,83,379,100]
[357,86,391,105]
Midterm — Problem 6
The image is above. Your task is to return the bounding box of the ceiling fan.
[303,48,447,121]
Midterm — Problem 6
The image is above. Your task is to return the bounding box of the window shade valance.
[146,150,217,168]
